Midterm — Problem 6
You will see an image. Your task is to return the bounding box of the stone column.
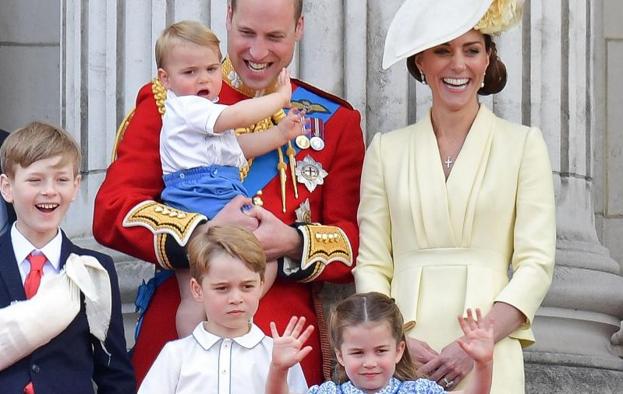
[521,1,623,392]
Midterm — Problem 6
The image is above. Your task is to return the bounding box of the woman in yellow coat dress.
[354,0,555,393]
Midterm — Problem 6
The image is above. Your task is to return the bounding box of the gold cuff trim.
[122,200,206,247]
[155,234,174,270]
[298,224,353,282]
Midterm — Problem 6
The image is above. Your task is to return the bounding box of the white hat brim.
[382,0,494,69]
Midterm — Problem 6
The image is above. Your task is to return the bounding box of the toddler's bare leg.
[175,269,206,338]
[261,260,278,298]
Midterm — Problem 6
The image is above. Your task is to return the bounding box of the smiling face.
[190,252,263,338]
[335,321,405,394]
[158,40,223,101]
[415,29,490,113]
[226,0,303,91]
[0,155,80,247]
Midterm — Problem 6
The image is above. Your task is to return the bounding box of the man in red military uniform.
[93,0,364,387]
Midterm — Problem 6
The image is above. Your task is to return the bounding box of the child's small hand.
[456,308,494,365]
[270,316,315,371]
[275,68,292,107]
[276,108,306,143]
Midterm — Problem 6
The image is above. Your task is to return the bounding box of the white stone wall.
[0,0,60,132]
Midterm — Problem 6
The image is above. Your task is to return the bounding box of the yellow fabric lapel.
[410,113,455,247]
[446,105,496,246]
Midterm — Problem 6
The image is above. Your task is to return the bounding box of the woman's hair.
[329,292,418,383]
[407,33,507,95]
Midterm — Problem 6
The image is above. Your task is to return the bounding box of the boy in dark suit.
[0,122,135,393]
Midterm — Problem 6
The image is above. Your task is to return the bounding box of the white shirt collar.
[192,322,266,351]
[11,223,63,270]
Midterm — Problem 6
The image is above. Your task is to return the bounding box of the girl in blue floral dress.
[266,292,494,394]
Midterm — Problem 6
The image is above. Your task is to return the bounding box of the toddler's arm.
[266,317,314,394]
[237,108,305,159]
[213,68,291,133]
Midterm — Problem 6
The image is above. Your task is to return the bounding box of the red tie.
[24,253,46,299]
[23,253,47,394]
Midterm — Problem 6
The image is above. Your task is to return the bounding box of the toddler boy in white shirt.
[138,225,308,394]
[155,20,305,337]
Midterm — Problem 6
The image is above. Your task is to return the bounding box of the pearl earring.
[480,73,486,88]
[421,72,427,85]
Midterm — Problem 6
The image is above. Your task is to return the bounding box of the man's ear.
[190,277,203,302]
[294,16,304,41]
[226,4,234,31]
[0,174,14,203]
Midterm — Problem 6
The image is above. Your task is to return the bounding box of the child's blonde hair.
[0,121,81,178]
[155,20,221,69]
[329,292,419,383]
[187,225,266,281]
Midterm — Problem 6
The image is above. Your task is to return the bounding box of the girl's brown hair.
[329,292,419,383]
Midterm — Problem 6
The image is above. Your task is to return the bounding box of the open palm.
[270,316,315,370]
[457,308,494,364]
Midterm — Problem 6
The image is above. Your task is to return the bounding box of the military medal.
[296,116,312,149]
[308,117,325,151]
[295,134,311,149]
[296,156,328,192]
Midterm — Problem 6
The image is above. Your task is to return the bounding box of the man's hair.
[0,121,81,178]
[230,0,303,22]
[188,225,266,281]
[155,20,222,69]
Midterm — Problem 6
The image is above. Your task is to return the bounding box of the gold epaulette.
[296,224,353,282]
[123,200,206,268]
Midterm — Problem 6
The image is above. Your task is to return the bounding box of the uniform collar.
[192,322,266,350]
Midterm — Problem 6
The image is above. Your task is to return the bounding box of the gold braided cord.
[152,78,167,115]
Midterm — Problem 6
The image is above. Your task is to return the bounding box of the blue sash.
[242,85,340,195]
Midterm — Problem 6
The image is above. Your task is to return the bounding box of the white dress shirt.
[160,91,247,175]
[11,223,62,285]
[138,323,308,394]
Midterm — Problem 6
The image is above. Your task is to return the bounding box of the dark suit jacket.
[0,129,17,225]
[0,230,136,393]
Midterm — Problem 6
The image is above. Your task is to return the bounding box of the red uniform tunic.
[93,66,364,387]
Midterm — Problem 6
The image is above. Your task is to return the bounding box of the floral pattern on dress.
[308,377,446,394]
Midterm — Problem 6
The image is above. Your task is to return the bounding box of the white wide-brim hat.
[382,0,524,70]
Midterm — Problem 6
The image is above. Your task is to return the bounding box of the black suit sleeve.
[90,252,137,393]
